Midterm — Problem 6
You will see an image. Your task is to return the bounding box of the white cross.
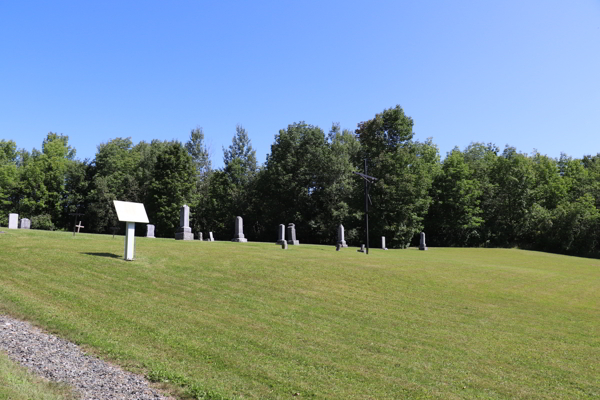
[75,221,84,233]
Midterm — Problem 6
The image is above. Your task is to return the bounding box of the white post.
[124,222,136,260]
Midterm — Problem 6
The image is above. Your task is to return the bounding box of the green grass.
[0,228,598,399]
[0,351,77,400]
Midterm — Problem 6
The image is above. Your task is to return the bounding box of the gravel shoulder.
[0,315,171,400]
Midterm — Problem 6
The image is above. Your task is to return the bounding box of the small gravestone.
[198,232,203,241]
[336,243,341,251]
[208,232,214,242]
[337,224,348,248]
[19,218,31,229]
[357,244,366,253]
[419,232,428,251]
[146,224,155,238]
[381,236,388,250]
[231,216,248,242]
[276,224,286,245]
[8,213,18,229]
[281,241,288,250]
[175,205,194,240]
[286,223,299,245]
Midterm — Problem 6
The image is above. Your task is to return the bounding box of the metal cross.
[353,159,378,254]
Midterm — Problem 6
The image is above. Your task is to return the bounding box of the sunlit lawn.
[0,228,598,399]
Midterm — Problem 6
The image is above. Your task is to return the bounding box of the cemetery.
[0,226,598,400]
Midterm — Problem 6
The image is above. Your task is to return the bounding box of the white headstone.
[337,224,348,247]
[19,218,31,229]
[209,232,214,241]
[358,244,366,253]
[381,236,388,250]
[8,213,18,229]
[146,224,155,238]
[232,216,248,242]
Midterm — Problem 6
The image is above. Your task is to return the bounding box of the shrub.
[31,214,55,231]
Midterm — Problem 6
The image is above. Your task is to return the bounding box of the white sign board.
[113,200,149,261]
[113,200,149,223]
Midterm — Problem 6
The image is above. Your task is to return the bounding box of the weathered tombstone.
[231,216,248,242]
[146,224,155,238]
[198,232,203,241]
[8,213,18,229]
[336,243,341,251]
[381,236,388,250]
[286,223,299,245]
[281,241,288,250]
[208,232,214,242]
[276,224,286,245]
[358,244,366,253]
[419,232,428,251]
[113,200,149,261]
[337,224,348,248]
[19,218,31,229]
[175,205,194,240]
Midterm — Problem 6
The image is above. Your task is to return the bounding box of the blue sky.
[1,1,599,168]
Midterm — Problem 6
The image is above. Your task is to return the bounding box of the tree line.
[1,105,599,258]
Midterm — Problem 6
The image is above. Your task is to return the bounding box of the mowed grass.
[0,229,598,399]
[0,351,77,400]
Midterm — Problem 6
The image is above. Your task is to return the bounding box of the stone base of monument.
[287,240,300,245]
[175,227,194,240]
[276,239,286,245]
[232,238,248,242]
[419,245,428,251]
[337,240,348,248]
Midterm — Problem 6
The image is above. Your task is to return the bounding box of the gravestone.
[198,232,203,241]
[175,205,194,240]
[146,224,155,238]
[336,243,341,251]
[276,224,286,245]
[381,236,388,250]
[8,213,18,229]
[19,218,31,229]
[208,232,214,242]
[337,224,348,248]
[357,244,366,253]
[231,216,248,242]
[419,232,428,251]
[286,223,299,245]
[281,241,288,250]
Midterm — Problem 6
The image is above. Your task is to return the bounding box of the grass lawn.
[0,351,76,400]
[0,228,598,399]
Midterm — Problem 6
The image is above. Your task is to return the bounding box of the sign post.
[113,200,149,261]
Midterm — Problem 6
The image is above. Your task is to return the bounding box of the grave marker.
[175,205,194,240]
[276,224,286,245]
[419,232,428,250]
[8,213,18,229]
[337,224,348,248]
[231,216,248,242]
[381,236,388,250]
[19,218,31,229]
[286,223,299,245]
[146,224,155,238]
[75,221,84,233]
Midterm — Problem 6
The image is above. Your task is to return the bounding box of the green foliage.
[148,141,195,237]
[31,214,56,230]
[356,106,440,248]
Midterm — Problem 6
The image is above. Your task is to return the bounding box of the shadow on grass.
[82,252,121,259]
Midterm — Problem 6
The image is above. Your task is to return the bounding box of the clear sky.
[1,1,599,168]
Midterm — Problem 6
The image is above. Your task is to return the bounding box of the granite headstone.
[175,205,194,240]
[286,223,299,245]
[231,216,248,242]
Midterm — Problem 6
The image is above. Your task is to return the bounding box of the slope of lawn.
[0,351,77,400]
[0,228,598,399]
